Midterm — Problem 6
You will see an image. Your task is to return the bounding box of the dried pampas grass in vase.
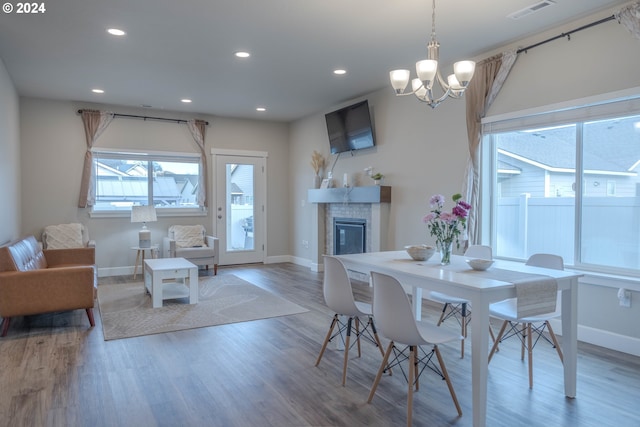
[310,150,325,188]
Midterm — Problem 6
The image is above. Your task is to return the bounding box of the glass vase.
[439,241,453,265]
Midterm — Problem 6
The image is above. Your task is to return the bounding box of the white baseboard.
[97,266,134,278]
[549,319,640,357]
[286,255,324,271]
[264,255,291,264]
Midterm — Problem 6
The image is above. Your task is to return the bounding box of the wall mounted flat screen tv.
[325,100,376,154]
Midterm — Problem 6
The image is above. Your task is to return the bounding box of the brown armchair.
[0,236,96,337]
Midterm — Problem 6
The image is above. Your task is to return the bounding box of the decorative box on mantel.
[307,185,391,204]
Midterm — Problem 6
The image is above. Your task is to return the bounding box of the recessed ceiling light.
[91,89,104,94]
[181,99,192,103]
[256,107,266,112]
[107,28,126,36]
[235,51,251,58]
[333,69,347,75]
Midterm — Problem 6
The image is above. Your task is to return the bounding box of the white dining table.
[335,250,582,427]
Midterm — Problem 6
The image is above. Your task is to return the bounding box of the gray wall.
[288,4,640,349]
[18,98,289,274]
[0,58,20,245]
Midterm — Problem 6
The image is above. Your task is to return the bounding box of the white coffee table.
[144,258,198,308]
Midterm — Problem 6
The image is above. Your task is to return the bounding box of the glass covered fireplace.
[333,217,366,255]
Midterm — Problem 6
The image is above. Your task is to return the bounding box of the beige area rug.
[97,274,308,340]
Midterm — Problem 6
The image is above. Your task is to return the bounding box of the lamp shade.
[131,205,157,248]
[131,205,157,224]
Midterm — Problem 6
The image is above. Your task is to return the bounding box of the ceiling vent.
[508,0,556,20]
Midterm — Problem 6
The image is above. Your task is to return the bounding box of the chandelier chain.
[431,0,437,42]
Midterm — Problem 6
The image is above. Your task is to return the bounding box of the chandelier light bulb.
[453,61,476,86]
[390,70,410,93]
[416,59,438,86]
[412,78,428,100]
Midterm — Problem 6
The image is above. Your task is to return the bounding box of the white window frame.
[481,90,640,277]
[90,148,206,218]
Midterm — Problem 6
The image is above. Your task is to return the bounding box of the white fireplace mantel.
[307,185,391,204]
[307,186,391,272]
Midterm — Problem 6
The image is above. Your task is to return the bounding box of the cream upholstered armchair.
[163,225,219,274]
[42,223,95,249]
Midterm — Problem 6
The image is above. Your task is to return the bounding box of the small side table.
[144,258,198,308]
[132,245,158,280]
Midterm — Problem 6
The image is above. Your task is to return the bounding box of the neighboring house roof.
[96,162,128,176]
[497,116,640,175]
[497,159,521,175]
[230,183,243,195]
[97,176,180,200]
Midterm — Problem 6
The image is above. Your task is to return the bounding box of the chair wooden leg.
[436,303,449,326]
[521,323,527,361]
[414,347,420,391]
[368,341,394,403]
[527,323,534,389]
[214,264,218,275]
[407,346,415,427]
[315,315,338,366]
[489,321,508,363]
[546,321,564,363]
[369,318,391,375]
[461,303,468,358]
[435,345,463,416]
[355,317,362,358]
[85,308,95,327]
[342,317,352,386]
[1,317,11,337]
[369,318,386,358]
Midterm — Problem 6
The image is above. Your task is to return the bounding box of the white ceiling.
[0,0,630,122]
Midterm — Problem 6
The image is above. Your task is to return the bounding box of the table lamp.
[131,205,157,248]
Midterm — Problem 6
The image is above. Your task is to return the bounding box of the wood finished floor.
[0,262,639,427]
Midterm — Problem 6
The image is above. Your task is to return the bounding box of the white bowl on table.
[405,245,436,261]
[466,258,494,271]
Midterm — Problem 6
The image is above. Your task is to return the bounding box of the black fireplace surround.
[334,217,366,255]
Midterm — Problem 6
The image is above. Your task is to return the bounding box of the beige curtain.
[462,50,517,244]
[616,2,640,40]
[187,119,208,208]
[77,110,114,208]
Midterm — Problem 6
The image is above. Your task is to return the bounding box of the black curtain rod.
[77,110,209,125]
[517,14,617,54]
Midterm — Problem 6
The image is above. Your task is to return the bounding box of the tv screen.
[325,100,376,154]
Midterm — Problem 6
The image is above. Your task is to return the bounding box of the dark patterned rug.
[97,274,308,340]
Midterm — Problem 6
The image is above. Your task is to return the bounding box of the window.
[92,150,202,213]
[483,98,640,274]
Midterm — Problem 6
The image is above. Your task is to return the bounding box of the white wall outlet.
[302,240,309,248]
[617,288,631,308]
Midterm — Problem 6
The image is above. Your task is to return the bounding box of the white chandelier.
[389,0,476,108]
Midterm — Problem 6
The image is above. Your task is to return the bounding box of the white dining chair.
[368,271,462,426]
[428,244,493,358]
[315,255,385,386]
[488,253,565,388]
